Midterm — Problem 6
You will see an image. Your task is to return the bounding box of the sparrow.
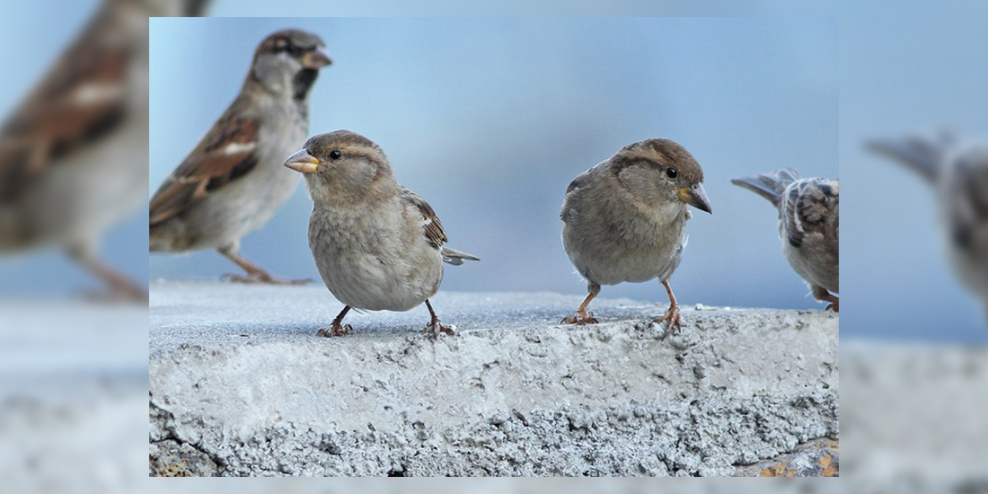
[0,0,210,301]
[731,170,839,311]
[284,130,479,337]
[560,138,712,335]
[149,29,332,284]
[868,130,988,318]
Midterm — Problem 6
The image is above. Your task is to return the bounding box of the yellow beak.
[284,149,319,174]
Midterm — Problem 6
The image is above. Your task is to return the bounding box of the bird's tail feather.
[865,131,953,183]
[730,169,799,207]
[441,247,480,266]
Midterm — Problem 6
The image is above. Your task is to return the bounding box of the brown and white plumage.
[284,130,478,337]
[731,169,839,311]
[0,0,209,299]
[149,28,331,284]
[560,138,712,334]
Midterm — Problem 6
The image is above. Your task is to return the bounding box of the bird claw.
[826,302,839,313]
[652,305,682,340]
[222,273,312,285]
[317,324,352,337]
[561,311,598,325]
[423,320,455,337]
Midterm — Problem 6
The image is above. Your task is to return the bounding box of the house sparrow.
[560,138,712,335]
[868,131,988,318]
[731,170,839,311]
[149,29,331,284]
[0,0,209,300]
[284,130,479,337]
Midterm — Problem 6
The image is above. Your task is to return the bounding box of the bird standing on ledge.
[732,169,839,312]
[285,130,479,337]
[560,138,712,336]
[150,29,331,284]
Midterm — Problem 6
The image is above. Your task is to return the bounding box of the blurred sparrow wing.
[149,97,260,225]
[950,149,988,253]
[0,13,128,201]
[782,178,839,249]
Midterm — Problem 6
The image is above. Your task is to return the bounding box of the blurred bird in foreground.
[731,170,839,312]
[284,130,479,337]
[0,0,210,301]
[868,131,988,321]
[560,138,712,336]
[149,29,331,284]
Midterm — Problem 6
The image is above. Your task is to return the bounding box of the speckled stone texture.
[150,281,838,477]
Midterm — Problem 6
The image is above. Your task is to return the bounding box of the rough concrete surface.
[150,280,838,477]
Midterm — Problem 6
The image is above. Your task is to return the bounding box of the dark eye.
[666,168,678,179]
[329,150,343,160]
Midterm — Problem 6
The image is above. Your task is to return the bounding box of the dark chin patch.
[292,69,319,101]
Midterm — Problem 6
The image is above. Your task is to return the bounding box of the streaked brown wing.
[400,187,448,250]
[782,178,838,248]
[149,100,260,226]
[0,20,129,202]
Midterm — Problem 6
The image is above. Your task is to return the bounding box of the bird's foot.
[561,310,599,325]
[423,318,455,337]
[652,304,682,340]
[316,324,352,337]
[81,287,148,305]
[826,300,839,313]
[222,272,312,285]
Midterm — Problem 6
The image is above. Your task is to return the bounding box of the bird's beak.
[679,184,712,214]
[302,47,332,69]
[284,149,320,174]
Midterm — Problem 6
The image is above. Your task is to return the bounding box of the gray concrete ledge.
[149,280,839,477]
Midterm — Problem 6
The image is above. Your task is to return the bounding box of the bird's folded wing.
[783,178,838,248]
[0,18,128,202]
[149,100,260,225]
[400,187,448,250]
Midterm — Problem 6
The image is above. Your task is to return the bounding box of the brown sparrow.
[732,170,839,312]
[149,29,331,284]
[0,0,209,300]
[560,138,712,336]
[868,131,987,319]
[284,130,479,337]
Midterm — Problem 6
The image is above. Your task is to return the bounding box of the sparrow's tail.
[441,247,480,266]
[730,169,800,207]
[865,131,953,183]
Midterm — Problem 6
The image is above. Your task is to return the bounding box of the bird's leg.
[219,247,311,285]
[812,286,839,313]
[68,249,148,303]
[423,299,454,336]
[562,283,601,325]
[652,280,682,339]
[317,306,353,337]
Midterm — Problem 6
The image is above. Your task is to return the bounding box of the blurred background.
[845,0,988,343]
[150,17,839,313]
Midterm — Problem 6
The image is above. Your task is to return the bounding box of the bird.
[149,29,332,284]
[283,130,479,337]
[731,170,839,312]
[0,0,211,301]
[560,138,712,336]
[867,130,988,319]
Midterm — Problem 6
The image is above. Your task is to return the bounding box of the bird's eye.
[666,168,678,179]
[329,150,343,160]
